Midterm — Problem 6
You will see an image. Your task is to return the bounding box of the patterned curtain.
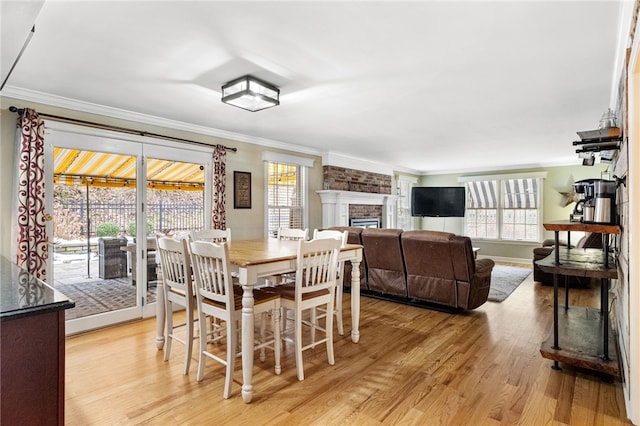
[15,109,48,280]
[211,145,227,229]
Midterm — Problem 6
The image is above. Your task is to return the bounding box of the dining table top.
[226,238,362,267]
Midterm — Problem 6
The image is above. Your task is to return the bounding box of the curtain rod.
[8,106,237,153]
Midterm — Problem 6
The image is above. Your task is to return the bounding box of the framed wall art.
[234,171,252,209]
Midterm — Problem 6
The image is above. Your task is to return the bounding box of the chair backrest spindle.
[190,228,232,243]
[189,240,235,311]
[296,238,340,298]
[277,228,308,241]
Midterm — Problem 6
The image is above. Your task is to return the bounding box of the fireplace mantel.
[316,190,398,228]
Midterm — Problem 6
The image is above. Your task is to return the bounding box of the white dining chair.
[270,237,341,381]
[189,240,281,398]
[264,228,309,286]
[312,229,349,337]
[156,236,195,375]
[189,228,231,243]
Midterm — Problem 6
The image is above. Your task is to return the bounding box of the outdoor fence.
[54,199,204,240]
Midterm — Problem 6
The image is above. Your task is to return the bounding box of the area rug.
[488,265,532,302]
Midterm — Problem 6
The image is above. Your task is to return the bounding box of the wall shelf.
[574,127,622,154]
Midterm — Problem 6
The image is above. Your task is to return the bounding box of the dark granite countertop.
[0,256,74,321]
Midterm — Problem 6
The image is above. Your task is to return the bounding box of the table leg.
[241,280,255,403]
[602,278,610,361]
[350,259,361,343]
[552,270,561,370]
[564,275,569,309]
[156,281,165,350]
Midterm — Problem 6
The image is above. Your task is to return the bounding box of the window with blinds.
[266,161,305,238]
[464,177,541,242]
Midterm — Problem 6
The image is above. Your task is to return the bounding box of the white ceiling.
[1,1,623,175]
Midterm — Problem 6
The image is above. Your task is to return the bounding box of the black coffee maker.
[571,179,596,222]
[571,178,616,224]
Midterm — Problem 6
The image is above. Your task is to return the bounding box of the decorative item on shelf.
[598,108,617,129]
[573,113,622,166]
[221,75,279,112]
[579,152,596,166]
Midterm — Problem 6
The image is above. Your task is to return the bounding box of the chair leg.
[281,306,288,340]
[295,309,305,381]
[326,299,335,366]
[164,301,173,362]
[273,306,281,375]
[224,319,237,399]
[183,304,194,375]
[336,282,344,336]
[196,311,208,382]
[259,312,266,362]
[310,307,317,348]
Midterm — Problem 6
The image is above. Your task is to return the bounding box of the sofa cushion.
[361,228,406,297]
[401,230,458,307]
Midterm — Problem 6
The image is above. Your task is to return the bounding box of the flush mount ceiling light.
[221,75,280,112]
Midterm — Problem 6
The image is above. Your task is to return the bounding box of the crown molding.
[1,86,323,156]
[2,86,586,177]
[322,152,406,176]
[420,157,584,176]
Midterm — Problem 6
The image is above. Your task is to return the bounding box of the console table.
[536,221,620,377]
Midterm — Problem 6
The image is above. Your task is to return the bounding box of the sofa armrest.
[542,239,572,248]
[475,258,495,274]
[533,246,552,258]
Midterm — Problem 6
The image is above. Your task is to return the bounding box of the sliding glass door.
[45,122,212,334]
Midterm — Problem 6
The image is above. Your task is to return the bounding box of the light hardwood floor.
[65,265,632,425]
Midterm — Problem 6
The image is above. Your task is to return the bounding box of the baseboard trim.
[480,255,531,265]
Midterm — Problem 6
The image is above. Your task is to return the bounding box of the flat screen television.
[411,186,466,217]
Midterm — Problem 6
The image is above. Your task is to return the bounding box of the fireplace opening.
[350,218,380,228]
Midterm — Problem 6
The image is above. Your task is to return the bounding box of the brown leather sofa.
[330,227,494,310]
[401,231,494,309]
[361,228,407,297]
[532,232,602,287]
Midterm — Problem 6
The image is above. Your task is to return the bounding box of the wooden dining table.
[154,238,363,403]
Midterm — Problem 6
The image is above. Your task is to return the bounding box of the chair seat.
[202,286,280,311]
[269,283,330,301]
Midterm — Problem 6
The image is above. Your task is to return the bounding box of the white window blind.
[265,161,306,238]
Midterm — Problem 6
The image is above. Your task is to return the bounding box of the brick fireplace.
[318,165,397,228]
